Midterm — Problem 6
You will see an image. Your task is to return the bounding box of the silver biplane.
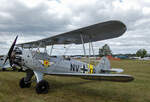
[3,20,134,94]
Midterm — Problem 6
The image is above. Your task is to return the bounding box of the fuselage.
[19,50,96,74]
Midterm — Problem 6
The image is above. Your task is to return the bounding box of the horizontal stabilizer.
[49,73,134,82]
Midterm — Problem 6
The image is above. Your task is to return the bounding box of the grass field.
[0,60,150,102]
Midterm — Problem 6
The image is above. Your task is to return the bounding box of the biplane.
[3,20,134,94]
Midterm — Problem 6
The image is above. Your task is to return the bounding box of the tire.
[36,80,49,94]
[19,77,31,88]
[2,68,6,71]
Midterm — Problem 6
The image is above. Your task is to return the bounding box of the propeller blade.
[8,35,18,59]
[3,35,18,67]
[3,56,8,66]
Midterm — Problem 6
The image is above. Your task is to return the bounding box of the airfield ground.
[0,60,150,102]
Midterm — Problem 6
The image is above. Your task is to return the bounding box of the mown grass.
[0,60,150,102]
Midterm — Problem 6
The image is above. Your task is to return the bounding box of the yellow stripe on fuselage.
[88,64,94,74]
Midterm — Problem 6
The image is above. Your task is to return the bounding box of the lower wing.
[0,64,11,69]
[49,73,134,82]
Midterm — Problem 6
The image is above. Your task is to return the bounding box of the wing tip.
[113,20,127,35]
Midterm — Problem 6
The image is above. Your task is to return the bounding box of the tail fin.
[96,56,123,73]
[96,56,110,72]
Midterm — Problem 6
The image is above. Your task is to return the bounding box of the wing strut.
[80,34,86,56]
[36,42,43,52]
[90,41,97,65]
[50,45,53,56]
[44,46,47,53]
[88,36,97,66]
[91,42,95,57]
[88,39,91,65]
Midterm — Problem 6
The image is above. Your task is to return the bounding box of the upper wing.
[17,20,126,48]
[49,73,134,82]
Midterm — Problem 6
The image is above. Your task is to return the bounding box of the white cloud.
[0,0,150,55]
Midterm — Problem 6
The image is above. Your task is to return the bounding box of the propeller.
[3,35,18,67]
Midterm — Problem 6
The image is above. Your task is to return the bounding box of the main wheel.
[36,80,49,94]
[19,77,31,88]
[2,68,6,71]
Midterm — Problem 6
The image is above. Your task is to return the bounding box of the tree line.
[99,44,148,58]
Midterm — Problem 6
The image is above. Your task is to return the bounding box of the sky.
[0,0,150,55]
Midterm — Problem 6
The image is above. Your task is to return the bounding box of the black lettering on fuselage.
[81,65,88,73]
[76,65,79,72]
[70,64,79,72]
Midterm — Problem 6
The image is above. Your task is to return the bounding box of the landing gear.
[36,80,49,94]
[19,70,49,94]
[19,77,31,88]
[19,69,34,88]
[2,68,6,71]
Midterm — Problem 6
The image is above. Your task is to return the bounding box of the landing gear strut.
[36,80,49,94]
[19,77,31,88]
[19,69,33,88]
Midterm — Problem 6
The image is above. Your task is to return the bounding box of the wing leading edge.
[17,20,126,48]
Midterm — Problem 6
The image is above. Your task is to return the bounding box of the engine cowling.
[11,47,23,69]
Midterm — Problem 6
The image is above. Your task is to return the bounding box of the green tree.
[99,44,112,57]
[136,49,147,58]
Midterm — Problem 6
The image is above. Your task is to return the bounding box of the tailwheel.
[19,77,31,88]
[36,80,49,94]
